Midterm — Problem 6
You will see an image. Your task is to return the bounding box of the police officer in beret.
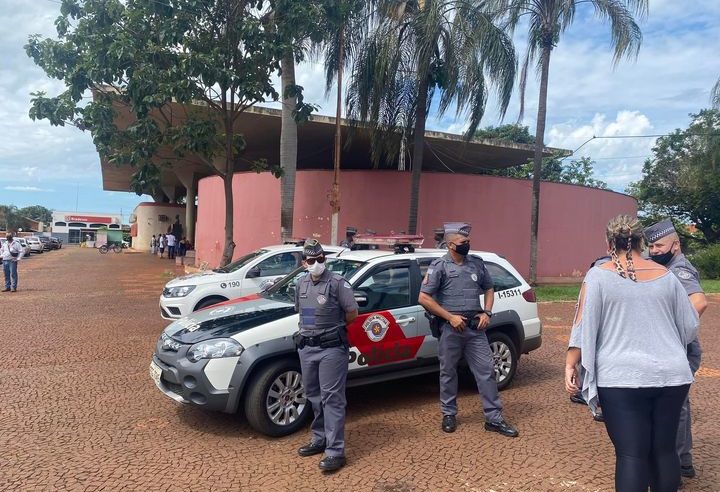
[646,218,708,480]
[419,223,518,436]
[294,239,359,472]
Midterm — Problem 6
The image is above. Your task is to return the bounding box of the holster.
[292,332,304,349]
[318,329,343,348]
[424,311,443,339]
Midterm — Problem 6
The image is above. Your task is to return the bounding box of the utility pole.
[330,30,344,246]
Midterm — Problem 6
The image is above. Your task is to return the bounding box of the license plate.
[149,361,162,386]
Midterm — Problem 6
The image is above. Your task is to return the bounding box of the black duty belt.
[293,329,344,349]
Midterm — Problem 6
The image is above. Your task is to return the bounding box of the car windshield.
[213,249,269,274]
[263,259,365,303]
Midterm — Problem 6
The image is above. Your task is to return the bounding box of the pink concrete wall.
[195,170,637,280]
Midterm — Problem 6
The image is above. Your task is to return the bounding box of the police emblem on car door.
[347,262,425,370]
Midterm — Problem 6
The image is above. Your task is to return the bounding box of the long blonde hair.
[606,215,645,282]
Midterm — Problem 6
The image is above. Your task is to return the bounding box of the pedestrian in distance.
[1,232,25,292]
[419,222,518,437]
[565,215,699,492]
[645,218,708,480]
[339,226,357,249]
[167,233,176,259]
[294,239,359,472]
[150,234,157,255]
[159,234,166,258]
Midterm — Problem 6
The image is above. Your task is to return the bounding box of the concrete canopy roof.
[100,101,568,194]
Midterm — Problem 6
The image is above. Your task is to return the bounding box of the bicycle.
[98,244,122,254]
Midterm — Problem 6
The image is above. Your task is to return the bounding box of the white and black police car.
[150,238,542,437]
[159,244,345,320]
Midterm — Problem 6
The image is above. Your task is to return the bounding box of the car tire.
[244,358,310,437]
[488,331,518,391]
[193,297,227,311]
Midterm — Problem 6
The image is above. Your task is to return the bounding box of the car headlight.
[187,338,244,363]
[163,285,196,298]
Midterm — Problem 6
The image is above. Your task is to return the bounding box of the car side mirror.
[246,266,262,279]
[353,291,368,307]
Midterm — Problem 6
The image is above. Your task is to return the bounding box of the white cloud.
[4,186,54,192]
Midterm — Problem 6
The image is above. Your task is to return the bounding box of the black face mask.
[650,250,674,266]
[453,242,470,256]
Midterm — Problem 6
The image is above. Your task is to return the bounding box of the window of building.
[68,222,87,228]
[89,223,107,229]
[108,224,120,229]
[54,221,67,227]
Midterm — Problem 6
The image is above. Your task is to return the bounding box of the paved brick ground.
[1,247,718,491]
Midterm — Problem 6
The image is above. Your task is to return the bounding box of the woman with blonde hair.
[565,215,699,491]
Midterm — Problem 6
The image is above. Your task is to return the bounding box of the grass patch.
[161,270,176,279]
[702,279,720,293]
[535,279,720,302]
[534,284,580,302]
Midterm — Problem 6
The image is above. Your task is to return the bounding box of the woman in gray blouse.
[565,215,699,492]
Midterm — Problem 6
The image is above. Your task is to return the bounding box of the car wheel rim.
[490,341,513,383]
[266,370,306,426]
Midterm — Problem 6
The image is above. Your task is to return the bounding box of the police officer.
[433,228,447,249]
[645,219,708,480]
[339,226,357,249]
[419,223,518,436]
[294,239,359,472]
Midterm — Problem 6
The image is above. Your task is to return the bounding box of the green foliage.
[628,109,720,244]
[474,126,607,188]
[689,244,720,279]
[26,0,287,196]
[0,205,25,231]
[17,205,53,223]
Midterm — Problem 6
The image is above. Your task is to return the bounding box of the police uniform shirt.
[421,254,493,313]
[666,253,704,296]
[295,269,358,337]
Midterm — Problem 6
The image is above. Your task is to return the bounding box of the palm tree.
[347,0,517,234]
[500,0,648,284]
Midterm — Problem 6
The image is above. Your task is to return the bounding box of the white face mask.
[307,261,326,277]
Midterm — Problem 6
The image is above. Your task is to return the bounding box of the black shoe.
[680,465,696,478]
[442,415,457,433]
[298,441,326,457]
[319,455,346,472]
[593,412,605,423]
[570,393,587,405]
[485,419,519,438]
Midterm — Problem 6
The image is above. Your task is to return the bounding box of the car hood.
[166,270,221,287]
[163,295,295,344]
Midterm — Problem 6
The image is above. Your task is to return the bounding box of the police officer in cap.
[295,239,359,472]
[434,228,447,249]
[645,218,708,480]
[419,223,518,436]
[339,227,357,249]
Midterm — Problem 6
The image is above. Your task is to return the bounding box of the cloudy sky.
[1,0,719,220]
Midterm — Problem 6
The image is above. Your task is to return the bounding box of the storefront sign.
[64,215,113,224]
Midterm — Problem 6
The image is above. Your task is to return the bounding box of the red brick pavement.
[1,248,718,491]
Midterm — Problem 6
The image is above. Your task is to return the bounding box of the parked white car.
[25,237,44,254]
[151,247,541,436]
[159,245,346,320]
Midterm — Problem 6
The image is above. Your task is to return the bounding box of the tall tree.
[347,0,517,234]
[628,109,720,244]
[18,205,53,224]
[26,0,285,266]
[501,0,647,284]
[712,77,720,109]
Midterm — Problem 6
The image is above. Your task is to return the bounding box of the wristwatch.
[482,310,493,318]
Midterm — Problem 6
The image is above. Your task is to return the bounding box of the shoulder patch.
[676,268,693,280]
[343,281,352,289]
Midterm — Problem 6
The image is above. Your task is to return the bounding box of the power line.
[561,132,720,161]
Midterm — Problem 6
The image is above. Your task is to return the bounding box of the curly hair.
[606,215,645,282]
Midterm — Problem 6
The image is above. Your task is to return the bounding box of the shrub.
[690,244,720,279]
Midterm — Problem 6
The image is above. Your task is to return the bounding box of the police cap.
[303,239,324,257]
[443,222,471,237]
[645,219,676,244]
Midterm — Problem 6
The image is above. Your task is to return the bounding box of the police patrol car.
[150,238,542,437]
[159,244,345,319]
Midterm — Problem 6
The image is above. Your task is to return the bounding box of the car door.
[242,251,302,295]
[481,260,524,312]
[346,260,426,373]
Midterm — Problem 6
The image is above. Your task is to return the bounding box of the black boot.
[442,415,457,433]
[298,441,325,457]
[484,419,519,438]
[319,455,346,472]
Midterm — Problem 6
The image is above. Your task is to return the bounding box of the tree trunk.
[408,77,429,235]
[220,114,236,267]
[529,45,551,285]
[280,53,298,242]
[330,31,344,246]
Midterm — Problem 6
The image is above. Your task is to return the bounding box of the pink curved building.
[195,170,636,282]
